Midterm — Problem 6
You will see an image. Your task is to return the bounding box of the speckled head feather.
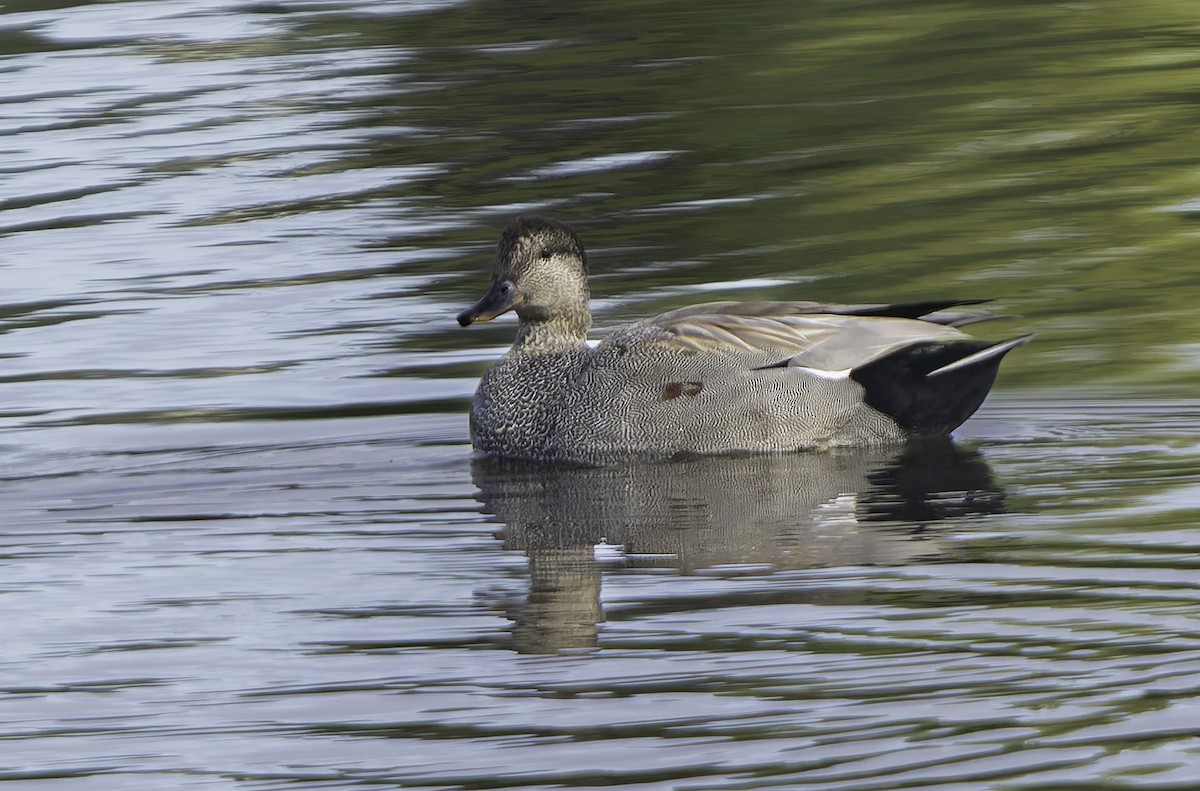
[497,216,587,277]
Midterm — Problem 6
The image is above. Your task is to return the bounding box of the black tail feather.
[850,336,1028,434]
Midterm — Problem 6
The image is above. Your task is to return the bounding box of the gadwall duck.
[458,216,1029,464]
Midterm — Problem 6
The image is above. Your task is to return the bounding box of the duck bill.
[457,280,521,327]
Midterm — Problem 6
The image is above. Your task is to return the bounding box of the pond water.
[4,0,1200,788]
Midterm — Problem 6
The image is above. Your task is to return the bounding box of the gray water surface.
[5,1,1200,788]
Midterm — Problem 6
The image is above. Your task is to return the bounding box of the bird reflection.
[472,439,1004,654]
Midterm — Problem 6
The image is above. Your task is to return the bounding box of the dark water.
[4,0,1200,788]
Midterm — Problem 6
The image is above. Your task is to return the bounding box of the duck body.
[459,217,1028,465]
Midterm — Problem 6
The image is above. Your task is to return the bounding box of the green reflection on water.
[8,0,1195,431]
[135,0,1200,393]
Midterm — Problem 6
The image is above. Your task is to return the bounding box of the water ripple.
[4,0,1200,788]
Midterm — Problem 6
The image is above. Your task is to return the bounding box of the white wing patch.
[790,366,852,380]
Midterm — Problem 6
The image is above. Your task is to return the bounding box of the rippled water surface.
[5,0,1200,788]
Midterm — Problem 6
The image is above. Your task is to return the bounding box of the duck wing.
[577,301,1028,445]
[614,303,1031,434]
[649,299,990,325]
[637,305,972,372]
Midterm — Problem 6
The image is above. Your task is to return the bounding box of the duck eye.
[539,247,553,259]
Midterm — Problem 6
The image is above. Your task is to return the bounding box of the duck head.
[457,216,590,328]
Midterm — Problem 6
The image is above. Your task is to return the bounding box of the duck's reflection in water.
[472,439,1004,654]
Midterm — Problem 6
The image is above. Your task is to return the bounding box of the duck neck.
[510,309,591,356]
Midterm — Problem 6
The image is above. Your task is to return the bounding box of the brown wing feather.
[651,299,990,325]
[651,313,841,357]
[608,307,973,372]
